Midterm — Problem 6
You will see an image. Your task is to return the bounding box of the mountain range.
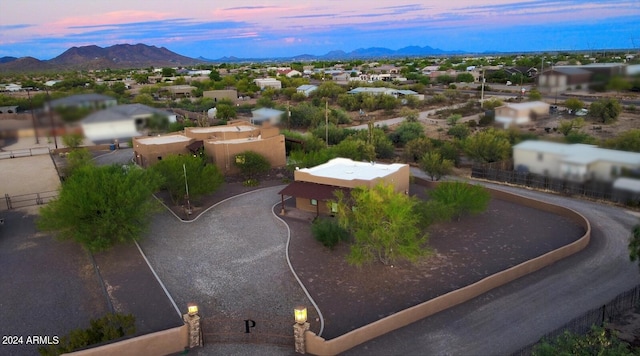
[0,43,461,72]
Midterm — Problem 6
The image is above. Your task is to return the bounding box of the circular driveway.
[139,186,315,339]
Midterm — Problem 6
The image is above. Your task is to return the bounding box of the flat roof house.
[279,158,410,216]
[495,101,549,128]
[513,140,640,183]
[133,121,286,174]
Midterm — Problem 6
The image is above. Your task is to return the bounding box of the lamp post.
[293,306,310,354]
[183,303,202,348]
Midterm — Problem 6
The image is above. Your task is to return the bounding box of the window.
[310,199,317,206]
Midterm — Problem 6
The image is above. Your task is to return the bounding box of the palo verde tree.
[589,98,622,124]
[427,181,491,221]
[420,151,453,181]
[333,182,429,266]
[233,150,271,181]
[151,154,223,205]
[463,128,512,164]
[37,164,163,252]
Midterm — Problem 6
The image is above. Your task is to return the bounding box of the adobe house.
[494,101,550,128]
[203,89,238,103]
[279,158,410,216]
[133,121,286,174]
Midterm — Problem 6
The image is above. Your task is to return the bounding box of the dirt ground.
[162,177,586,340]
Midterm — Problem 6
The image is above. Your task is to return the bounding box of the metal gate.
[201,310,294,346]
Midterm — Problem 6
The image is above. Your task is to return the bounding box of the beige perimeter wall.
[304,178,591,355]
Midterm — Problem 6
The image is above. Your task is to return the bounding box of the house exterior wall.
[495,102,549,128]
[513,148,564,178]
[203,90,238,102]
[81,120,140,142]
[184,125,261,141]
[203,134,286,174]
[132,137,194,167]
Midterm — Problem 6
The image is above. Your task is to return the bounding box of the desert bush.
[311,217,350,249]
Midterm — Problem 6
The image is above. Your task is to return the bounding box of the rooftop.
[189,125,255,133]
[136,134,192,145]
[299,157,407,181]
[514,141,640,166]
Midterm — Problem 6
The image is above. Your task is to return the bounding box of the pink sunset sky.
[1,0,639,59]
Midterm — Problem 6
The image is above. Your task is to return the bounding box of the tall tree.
[333,183,428,266]
[37,165,163,252]
[420,151,453,181]
[151,154,223,204]
[589,98,622,124]
[463,128,512,163]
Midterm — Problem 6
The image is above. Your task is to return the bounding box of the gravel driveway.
[139,186,315,345]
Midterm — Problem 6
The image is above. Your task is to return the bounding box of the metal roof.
[514,141,640,166]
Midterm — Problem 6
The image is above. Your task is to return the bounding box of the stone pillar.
[183,313,202,348]
[293,322,310,354]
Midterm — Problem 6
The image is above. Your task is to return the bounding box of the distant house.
[494,101,549,128]
[348,87,423,100]
[161,85,197,98]
[203,89,238,102]
[47,93,117,112]
[278,158,410,216]
[513,141,640,183]
[81,104,176,143]
[296,85,317,97]
[1,83,22,92]
[254,78,282,90]
[251,107,285,125]
[538,67,592,92]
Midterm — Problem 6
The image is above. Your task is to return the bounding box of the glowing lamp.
[187,303,199,316]
[294,306,307,324]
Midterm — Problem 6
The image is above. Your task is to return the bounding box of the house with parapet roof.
[278,158,410,216]
[494,101,550,128]
[513,141,640,183]
[132,120,286,175]
[81,104,176,144]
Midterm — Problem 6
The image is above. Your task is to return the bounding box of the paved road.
[343,171,640,355]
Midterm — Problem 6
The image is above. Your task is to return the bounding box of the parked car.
[575,108,589,116]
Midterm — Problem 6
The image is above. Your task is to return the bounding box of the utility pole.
[480,69,485,108]
[26,88,39,144]
[324,99,329,146]
[44,87,58,149]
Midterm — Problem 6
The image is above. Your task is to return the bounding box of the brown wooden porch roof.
[278,181,351,201]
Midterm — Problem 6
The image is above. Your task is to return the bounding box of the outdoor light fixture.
[187,303,199,316]
[294,306,307,324]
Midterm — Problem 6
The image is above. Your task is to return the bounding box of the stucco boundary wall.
[62,324,188,356]
[305,177,591,356]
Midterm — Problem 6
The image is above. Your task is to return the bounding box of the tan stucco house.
[279,158,410,216]
[495,101,550,128]
[133,121,286,175]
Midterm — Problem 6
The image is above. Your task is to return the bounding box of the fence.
[0,147,50,159]
[472,161,614,202]
[1,191,58,211]
[513,285,640,355]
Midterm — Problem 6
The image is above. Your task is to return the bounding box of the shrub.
[39,313,135,356]
[233,151,271,180]
[311,217,349,249]
[447,124,471,140]
[428,182,491,221]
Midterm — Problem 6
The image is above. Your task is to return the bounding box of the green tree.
[400,107,420,122]
[389,121,425,146]
[64,148,94,177]
[62,133,84,149]
[532,325,634,356]
[39,313,135,356]
[311,218,350,249]
[161,67,176,77]
[527,88,543,101]
[420,151,453,181]
[455,72,475,83]
[37,165,163,252]
[482,98,504,111]
[151,154,223,205]
[331,137,376,161]
[447,124,471,140]
[208,69,221,81]
[557,117,584,136]
[233,150,271,180]
[589,98,622,124]
[463,128,512,163]
[215,99,237,120]
[333,183,429,266]
[603,129,640,152]
[446,114,462,126]
[146,112,170,134]
[629,224,640,268]
[564,97,585,113]
[428,182,491,221]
